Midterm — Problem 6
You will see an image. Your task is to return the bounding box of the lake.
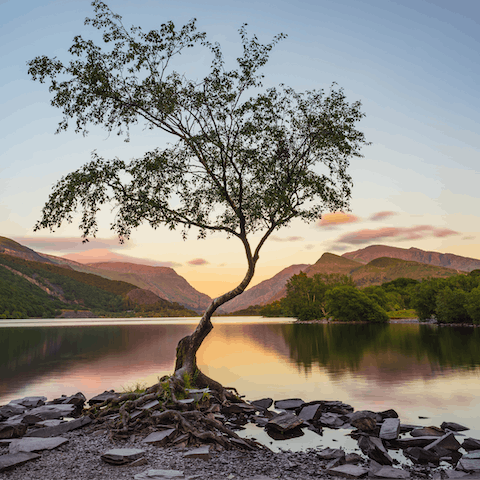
[2,317,480,452]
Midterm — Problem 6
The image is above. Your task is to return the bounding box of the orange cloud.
[335,225,459,245]
[270,235,304,242]
[317,212,360,228]
[187,258,209,266]
[370,211,398,221]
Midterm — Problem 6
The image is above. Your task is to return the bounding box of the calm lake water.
[2,317,480,452]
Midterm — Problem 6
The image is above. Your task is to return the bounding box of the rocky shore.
[2,389,480,479]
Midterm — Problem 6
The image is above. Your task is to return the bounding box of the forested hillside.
[0,254,196,319]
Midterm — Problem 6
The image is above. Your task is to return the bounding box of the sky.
[1,0,479,297]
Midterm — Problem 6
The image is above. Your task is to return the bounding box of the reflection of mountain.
[0,324,196,403]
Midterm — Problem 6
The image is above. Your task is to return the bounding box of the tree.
[28,1,369,399]
[282,272,355,321]
[325,286,389,323]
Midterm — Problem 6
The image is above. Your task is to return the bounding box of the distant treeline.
[244,270,480,324]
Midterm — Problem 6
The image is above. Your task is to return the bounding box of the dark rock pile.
[2,387,480,479]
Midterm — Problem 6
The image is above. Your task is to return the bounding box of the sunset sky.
[1,0,479,297]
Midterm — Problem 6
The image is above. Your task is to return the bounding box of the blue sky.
[1,0,479,296]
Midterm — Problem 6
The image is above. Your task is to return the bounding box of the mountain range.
[2,237,480,315]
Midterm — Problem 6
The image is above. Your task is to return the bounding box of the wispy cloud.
[187,258,209,266]
[63,248,181,267]
[15,236,134,252]
[270,235,304,242]
[316,212,360,228]
[369,211,398,221]
[334,225,459,246]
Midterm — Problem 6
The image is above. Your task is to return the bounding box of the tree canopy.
[28,1,369,393]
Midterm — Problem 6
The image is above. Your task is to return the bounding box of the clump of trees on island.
[257,270,480,324]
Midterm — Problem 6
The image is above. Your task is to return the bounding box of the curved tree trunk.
[172,243,258,400]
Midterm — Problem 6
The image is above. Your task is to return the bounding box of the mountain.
[0,236,52,264]
[0,253,196,319]
[84,262,211,312]
[342,245,480,272]
[223,264,309,313]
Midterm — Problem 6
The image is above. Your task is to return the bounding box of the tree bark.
[172,239,257,399]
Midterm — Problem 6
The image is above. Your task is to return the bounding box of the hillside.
[342,245,480,272]
[223,264,310,313]
[85,262,212,312]
[0,253,196,319]
[0,236,52,264]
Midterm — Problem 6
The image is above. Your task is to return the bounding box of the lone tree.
[28,1,369,399]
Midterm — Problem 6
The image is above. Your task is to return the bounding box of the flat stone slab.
[26,415,91,437]
[350,410,377,431]
[463,438,480,450]
[317,447,345,460]
[457,457,480,472]
[221,402,256,415]
[27,404,75,420]
[298,404,322,422]
[88,390,121,405]
[134,470,185,479]
[425,432,461,452]
[0,404,26,418]
[51,392,86,406]
[410,426,445,437]
[380,418,400,440]
[183,446,211,460]
[370,466,411,478]
[395,436,441,448]
[0,423,27,439]
[319,412,345,428]
[9,436,68,454]
[441,421,469,432]
[274,398,304,410]
[101,448,145,465]
[358,436,393,465]
[0,452,41,472]
[266,412,303,432]
[250,398,273,410]
[142,429,176,446]
[9,396,46,408]
[328,464,368,478]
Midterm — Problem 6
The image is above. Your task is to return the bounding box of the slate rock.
[298,404,322,422]
[457,457,480,472]
[0,452,41,472]
[317,447,346,460]
[380,418,400,440]
[350,411,377,431]
[177,399,195,405]
[358,436,393,465]
[273,398,304,410]
[9,436,68,454]
[425,432,461,452]
[403,446,439,464]
[395,436,441,448]
[266,412,303,432]
[183,446,211,460]
[377,409,399,419]
[52,392,86,406]
[221,403,256,415]
[322,400,354,414]
[0,404,26,419]
[134,470,185,479]
[142,429,176,446]
[26,415,91,437]
[0,423,27,439]
[345,453,363,464]
[88,390,120,405]
[463,438,480,450]
[9,396,46,408]
[326,456,345,469]
[139,400,160,410]
[441,422,469,432]
[101,448,145,465]
[27,404,75,420]
[327,464,368,478]
[410,426,445,437]
[250,398,273,410]
[370,466,411,478]
[265,426,304,440]
[319,412,345,428]
[21,414,43,425]
[444,471,472,479]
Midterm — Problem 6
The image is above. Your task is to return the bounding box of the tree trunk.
[172,252,257,400]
